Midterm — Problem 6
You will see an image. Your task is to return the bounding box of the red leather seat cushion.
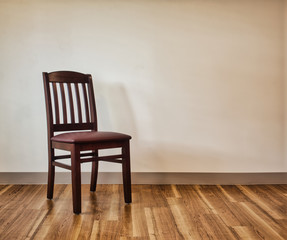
[51,131,131,143]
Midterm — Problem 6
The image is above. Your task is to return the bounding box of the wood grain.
[0,184,286,239]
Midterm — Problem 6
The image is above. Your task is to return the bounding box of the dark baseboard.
[0,172,286,184]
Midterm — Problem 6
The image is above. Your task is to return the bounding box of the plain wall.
[285,0,287,170]
[0,0,286,172]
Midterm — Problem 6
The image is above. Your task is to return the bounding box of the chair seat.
[51,131,131,144]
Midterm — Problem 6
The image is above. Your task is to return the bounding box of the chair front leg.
[90,150,99,192]
[47,145,55,199]
[122,140,132,203]
[71,145,82,214]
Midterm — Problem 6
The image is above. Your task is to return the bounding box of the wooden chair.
[43,71,132,214]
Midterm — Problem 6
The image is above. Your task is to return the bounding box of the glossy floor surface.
[0,184,286,239]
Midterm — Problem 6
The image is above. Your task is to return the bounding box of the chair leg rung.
[52,161,71,170]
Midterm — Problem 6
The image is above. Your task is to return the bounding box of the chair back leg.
[90,150,99,192]
[71,145,82,214]
[47,147,55,199]
[122,140,132,203]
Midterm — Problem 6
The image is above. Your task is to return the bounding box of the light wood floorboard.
[0,184,286,239]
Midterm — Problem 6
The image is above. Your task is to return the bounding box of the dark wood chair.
[43,71,132,214]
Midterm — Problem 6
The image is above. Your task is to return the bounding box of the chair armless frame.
[43,71,131,214]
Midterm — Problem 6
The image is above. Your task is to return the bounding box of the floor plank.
[0,184,286,239]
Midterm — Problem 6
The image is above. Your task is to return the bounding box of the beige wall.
[285,0,287,170]
[0,0,286,172]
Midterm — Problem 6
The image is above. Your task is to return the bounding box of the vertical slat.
[43,73,55,199]
[67,83,75,124]
[82,83,90,123]
[75,83,82,123]
[43,73,54,135]
[59,83,67,124]
[87,76,97,131]
[52,82,60,124]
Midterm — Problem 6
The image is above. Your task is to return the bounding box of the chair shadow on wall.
[94,81,229,181]
[85,80,137,186]
[91,80,250,185]
[94,81,137,138]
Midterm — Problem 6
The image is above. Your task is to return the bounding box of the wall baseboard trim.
[0,172,286,184]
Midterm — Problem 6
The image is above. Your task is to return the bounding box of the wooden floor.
[0,184,286,239]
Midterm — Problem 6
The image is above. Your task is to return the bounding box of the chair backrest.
[43,71,97,137]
